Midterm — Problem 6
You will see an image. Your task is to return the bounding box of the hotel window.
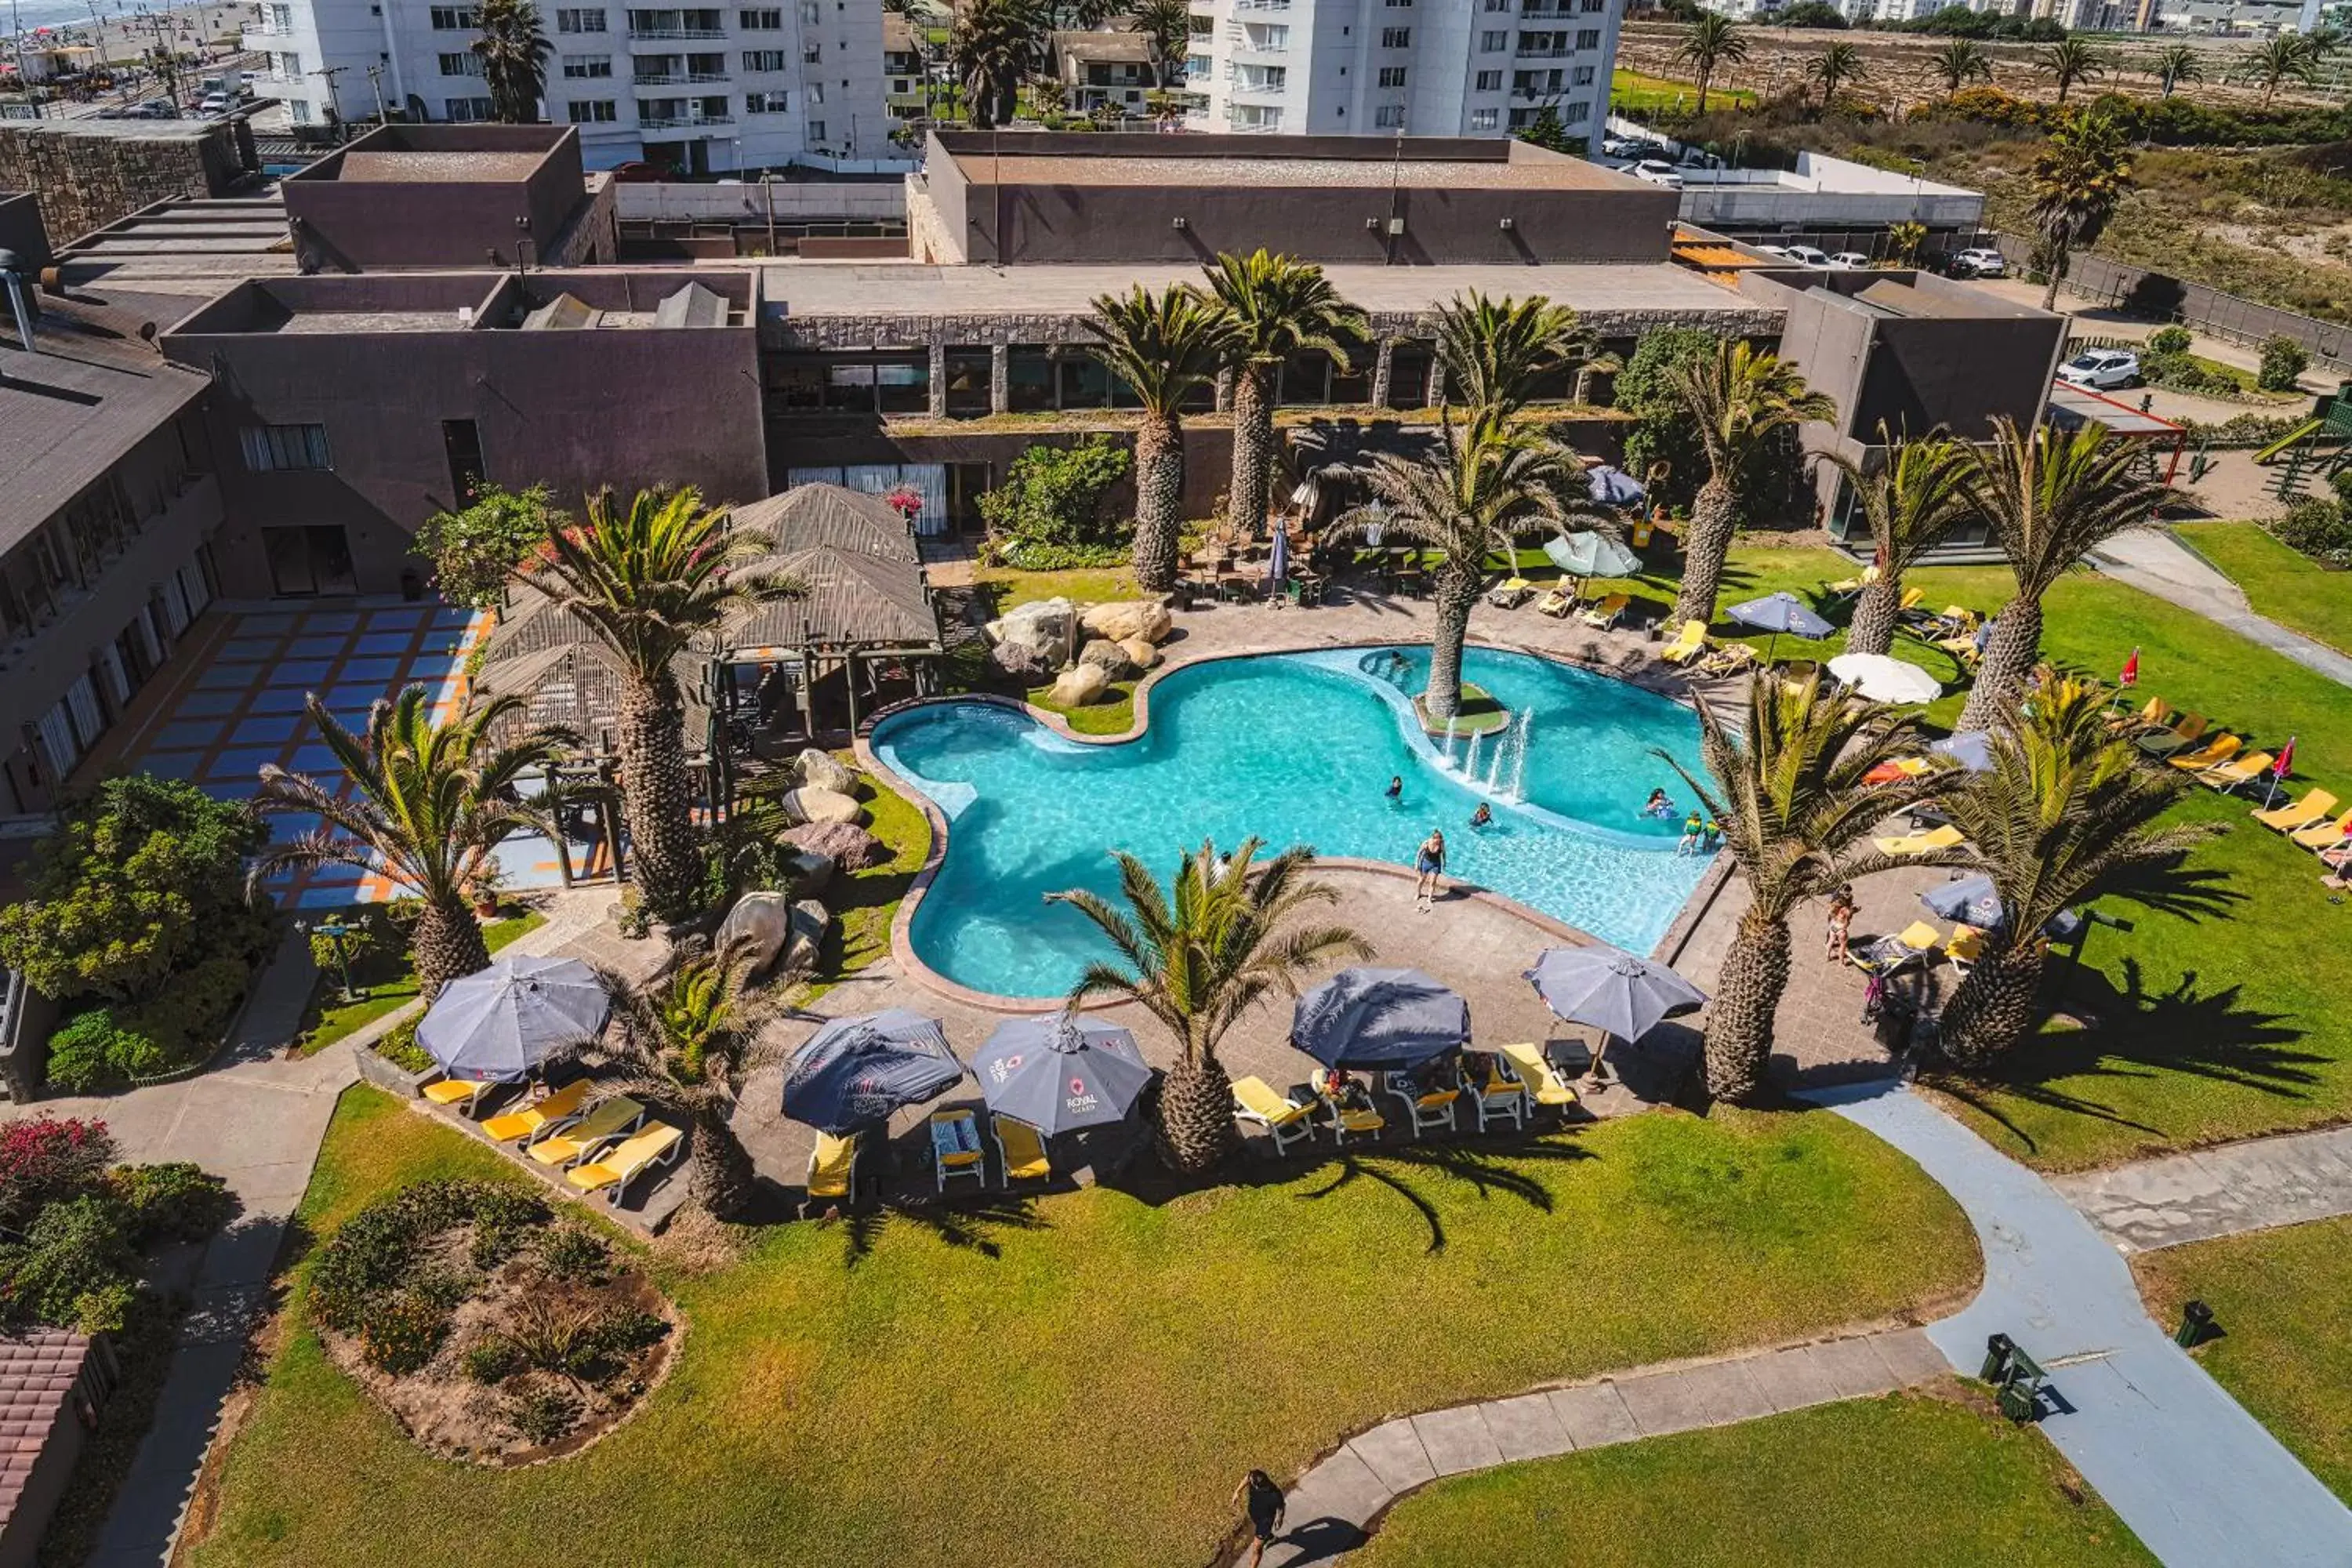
[1377,66,1406,86]
[1575,27,1599,46]
[443,420,485,506]
[445,94,494,118]
[240,424,332,472]
[806,79,823,103]
[745,89,789,111]
[567,97,617,119]
[563,53,611,75]
[1373,103,1404,127]
[743,48,787,69]
[807,118,825,140]
[1474,68,1501,89]
[1562,99,1589,121]
[439,51,484,74]
[1572,64,1594,84]
[428,5,478,26]
[738,6,782,24]
[1469,107,1498,129]
[798,0,818,18]
[801,40,820,62]
[556,6,604,27]
[1479,29,1507,49]
[1378,25,1409,45]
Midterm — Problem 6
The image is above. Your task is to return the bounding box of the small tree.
[975,434,1133,552]
[414,484,561,612]
[1514,103,1573,153]
[1886,220,1927,266]
[2258,335,2310,393]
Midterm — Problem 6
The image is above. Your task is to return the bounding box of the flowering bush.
[881,484,925,524]
[0,1118,116,1226]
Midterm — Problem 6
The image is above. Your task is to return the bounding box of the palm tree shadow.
[832,1191,1049,1269]
[1289,1137,1595,1254]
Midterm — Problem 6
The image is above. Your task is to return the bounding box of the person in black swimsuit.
[1233,1469,1286,1564]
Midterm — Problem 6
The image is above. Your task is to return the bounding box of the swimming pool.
[870,645,1715,999]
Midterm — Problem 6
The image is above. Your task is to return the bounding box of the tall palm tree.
[254,688,571,1001]
[1935,670,2221,1066]
[1430,290,1591,429]
[1930,37,1993,94]
[2246,32,2317,107]
[1657,676,1944,1103]
[1667,340,1835,629]
[1083,283,1240,593]
[472,0,552,123]
[1807,41,1866,111]
[952,0,1045,128]
[2150,42,2201,98]
[2038,37,2102,104]
[597,940,782,1221]
[1130,0,1192,87]
[1814,430,1976,656]
[1338,416,1586,720]
[1955,418,2170,733]
[1675,13,1749,114]
[529,488,800,923]
[1051,839,1369,1174]
[1200,250,1365,543]
[2027,111,2132,314]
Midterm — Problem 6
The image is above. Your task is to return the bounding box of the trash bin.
[399,567,424,602]
[1980,1333,2015,1384]
[2176,1299,2214,1348]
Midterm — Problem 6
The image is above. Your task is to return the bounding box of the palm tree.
[2246,32,2317,107]
[1807,41,1866,111]
[255,688,571,1001]
[1130,0,1192,88]
[952,0,1044,128]
[1955,418,2170,733]
[1200,250,1365,543]
[1675,13,1749,114]
[597,940,782,1221]
[1430,290,1591,429]
[472,0,552,123]
[2038,37,2102,104]
[1814,430,1976,656]
[529,488,800,923]
[1338,416,1586,721]
[1934,670,2221,1066]
[1657,676,1944,1102]
[2150,42,2201,98]
[1667,340,1835,630]
[1050,839,1369,1174]
[2027,111,2133,315]
[1930,37,1993,95]
[1083,283,1240,593]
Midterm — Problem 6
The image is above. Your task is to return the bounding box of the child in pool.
[1470,803,1492,829]
[1677,811,1704,855]
[1702,816,1724,853]
[1642,788,1674,819]
[1385,775,1403,800]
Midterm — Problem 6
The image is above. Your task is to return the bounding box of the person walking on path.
[1233,1469,1287,1565]
[1414,829,1446,911]
[1825,884,1857,964]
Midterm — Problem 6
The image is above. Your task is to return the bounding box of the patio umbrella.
[1586,465,1647,507]
[1919,876,2085,941]
[1931,730,1994,772]
[1523,946,1707,1080]
[781,1008,964,1135]
[1726,591,1834,662]
[1543,531,1642,598]
[416,956,610,1083]
[1290,967,1468,1070]
[972,1012,1154,1135]
[1828,652,1942,705]
[1266,524,1289,593]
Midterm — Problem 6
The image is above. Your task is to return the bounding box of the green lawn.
[189,1088,1976,1568]
[2134,1216,2352,1505]
[294,909,544,1055]
[2172,521,2352,656]
[801,761,931,1001]
[974,564,1144,611]
[1611,68,1757,114]
[1352,1391,2154,1567]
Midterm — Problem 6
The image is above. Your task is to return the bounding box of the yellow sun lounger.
[1875,823,1965,857]
[2168,734,2241,773]
[419,1076,497,1116]
[1534,588,1575,619]
[991,1115,1051,1186]
[1232,1075,1316,1155]
[1487,576,1537,609]
[1384,1072,1461,1139]
[2138,713,2209,757]
[565,1123,685,1205]
[2199,751,2274,790]
[1944,925,1985,974]
[806,1131,858,1201]
[1659,620,1710,665]
[930,1109,986,1194]
[481,1079,590,1145]
[2254,789,2337,832]
[1465,1055,1527,1133]
[1322,1094,1386,1149]
[1577,592,1630,630]
[2289,811,2352,850]
[525,1095,646,1168]
[1497,1042,1581,1109]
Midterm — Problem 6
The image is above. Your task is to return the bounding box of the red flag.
[2274,736,2296,778]
[2119,648,2140,688]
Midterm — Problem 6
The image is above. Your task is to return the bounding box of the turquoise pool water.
[871,646,1715,998]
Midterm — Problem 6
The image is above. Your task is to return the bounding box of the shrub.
[0,1117,115,1228]
[463,1336,524,1385]
[977,436,1132,551]
[310,1180,548,1338]
[358,1294,450,1375]
[991,539,1131,572]
[2259,336,2310,392]
[586,1308,668,1360]
[503,1384,582,1445]
[0,1192,143,1334]
[2147,325,2193,356]
[2273,497,2352,563]
[374,1018,434,1075]
[105,1163,233,1246]
[538,1225,610,1283]
[413,484,561,612]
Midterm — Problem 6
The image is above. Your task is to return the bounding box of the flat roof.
[967,151,1632,192]
[329,150,551,183]
[2046,380,2184,437]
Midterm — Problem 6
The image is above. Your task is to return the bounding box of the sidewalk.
[2089,529,2352,690]
[2050,1122,2352,1254]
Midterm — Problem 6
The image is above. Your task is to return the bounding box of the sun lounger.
[806,1131,858,1202]
[991,1115,1051,1187]
[1659,619,1710,665]
[480,1079,590,1145]
[1487,576,1537,609]
[1874,822,1965,857]
[421,1076,498,1118]
[1577,592,1629,630]
[2199,751,2274,791]
[525,1095,646,1168]
[1854,920,1944,975]
[1827,565,1879,600]
[564,1123,684,1205]
[2113,695,2172,732]
[1933,634,1982,668]
[1695,642,1758,679]
[2253,788,2337,832]
[1944,925,1984,975]
[1321,1091,1386,1148]
[2289,811,2352,850]
[1464,1054,1527,1133]
[2166,733,2241,772]
[2137,713,2209,757]
[1382,1071,1460,1139]
[1534,588,1575,619]
[1496,1042,1581,1110]
[930,1109,985,1193]
[1889,587,1929,623]
[1232,1075,1316,1155]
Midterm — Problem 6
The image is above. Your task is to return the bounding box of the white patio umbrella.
[1828,652,1942,706]
[416,956,610,1083]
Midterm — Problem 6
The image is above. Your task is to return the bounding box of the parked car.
[1601,134,1640,158]
[1827,252,1872,270]
[197,90,232,114]
[1630,160,1684,190]
[1949,246,2008,279]
[2058,348,2142,390]
[1763,244,1830,267]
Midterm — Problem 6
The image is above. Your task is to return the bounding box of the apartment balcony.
[634,70,728,83]
[1230,0,1290,10]
[1226,77,1287,100]
[629,25,725,39]
[638,112,734,129]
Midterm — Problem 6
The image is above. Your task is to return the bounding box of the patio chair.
[1534,588,1575,619]
[2291,811,2352,850]
[1659,620,1711,666]
[1933,633,1983,669]
[1577,592,1629,630]
[1826,564,1879,601]
[1889,587,1931,625]
[990,1114,1051,1187]
[1320,1088,1386,1148]
[1496,1042,1581,1111]
[2112,695,2173,732]
[1463,1053,1527,1133]
[1693,642,1758,680]
[2167,734,2241,773]
[930,1109,986,1193]
[806,1131,858,1202]
[1487,576,1537,610]
[525,1094,647,1168]
[2137,713,2209,757]
[1944,924,1985,976]
[421,1075,498,1119]
[1381,1071,1460,1139]
[1873,822,1965,857]
[565,1123,685,1206]
[481,1079,590,1146]
[2198,750,2274,792]
[1231,1075,1316,1155]
[2255,788,2337,832]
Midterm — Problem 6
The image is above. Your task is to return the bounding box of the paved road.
[2090,528,2352,690]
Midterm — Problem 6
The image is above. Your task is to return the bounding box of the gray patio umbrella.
[416,955,610,1083]
[1726,591,1835,662]
[1291,967,1468,1070]
[1523,945,1707,1044]
[1543,530,1642,589]
[781,1008,965,1135]
[1586,465,1647,507]
[1932,731,1995,772]
[1920,875,2085,941]
[973,1012,1154,1135]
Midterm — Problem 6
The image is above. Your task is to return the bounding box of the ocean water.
[869,645,1716,998]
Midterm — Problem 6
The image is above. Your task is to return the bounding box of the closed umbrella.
[1523,944,1706,1082]
[1586,465,1647,507]
[1931,730,1994,771]
[973,1012,1153,1135]
[781,1008,964,1134]
[1543,531,1642,598]
[1828,652,1942,705]
[416,956,610,1083]
[1266,524,1289,595]
[1920,876,2085,941]
[1291,967,1468,1070]
[1726,591,1834,662]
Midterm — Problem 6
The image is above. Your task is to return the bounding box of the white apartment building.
[245,0,887,174]
[1182,0,1624,142]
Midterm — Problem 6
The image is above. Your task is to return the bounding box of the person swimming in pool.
[1643,788,1674,819]
[1385,775,1403,800]
[1470,803,1492,829]
[1415,829,1446,911]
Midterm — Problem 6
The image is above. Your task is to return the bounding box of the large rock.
[781,898,830,979]
[1081,600,1173,644]
[1077,637,1139,680]
[780,820,890,871]
[783,848,837,895]
[796,748,858,796]
[1118,635,1160,672]
[1049,662,1111,707]
[785,786,864,826]
[717,891,792,976]
[988,640,1057,684]
[985,597,1075,656]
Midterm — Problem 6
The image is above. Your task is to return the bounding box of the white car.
[198,91,232,114]
[2058,348,2141,390]
[1762,244,1829,267]
[1601,135,1640,158]
[1827,252,1871,270]
[1949,246,2008,279]
[1629,160,1684,190]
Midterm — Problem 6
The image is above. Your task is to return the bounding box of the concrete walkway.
[2052,1123,2352,1255]
[2089,529,2352,690]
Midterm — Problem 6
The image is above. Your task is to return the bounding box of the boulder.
[786,786,864,826]
[985,597,1074,656]
[987,640,1057,684]
[1077,637,1139,680]
[717,891,792,976]
[783,848,837,895]
[1118,635,1160,672]
[796,748,858,796]
[1049,662,1111,707]
[780,820,891,871]
[780,898,830,979]
[1080,600,1173,644]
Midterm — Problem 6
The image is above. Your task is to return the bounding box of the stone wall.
[0,120,256,249]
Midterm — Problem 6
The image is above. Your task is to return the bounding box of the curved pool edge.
[853,634,1722,1016]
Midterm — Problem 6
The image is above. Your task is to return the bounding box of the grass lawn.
[2134,1216,2352,1506]
[1611,68,1756,114]
[798,760,931,1002]
[1351,1390,2154,1567]
[188,1089,1976,1568]
[293,908,544,1055]
[2172,521,2352,656]
[1025,675,1139,735]
[972,564,1144,610]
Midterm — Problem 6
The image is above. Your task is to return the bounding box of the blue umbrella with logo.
[1726,591,1835,662]
[417,956,610,1083]
[973,1012,1153,1135]
[1587,465,1647,506]
[1291,967,1468,1070]
[781,1008,965,1134]
[1920,875,2085,940]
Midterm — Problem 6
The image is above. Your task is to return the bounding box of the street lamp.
[298,915,365,1003]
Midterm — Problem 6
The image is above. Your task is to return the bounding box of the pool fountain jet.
[1506,710,1534,802]
[1441,713,1460,769]
[1483,720,1504,792]
[1465,726,1485,784]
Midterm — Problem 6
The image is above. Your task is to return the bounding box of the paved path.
[2090,529,2352,690]
[2052,1123,2352,1254]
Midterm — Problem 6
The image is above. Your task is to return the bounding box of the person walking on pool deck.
[1233,1469,1286,1565]
[1415,829,1446,910]
[1826,884,1857,964]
